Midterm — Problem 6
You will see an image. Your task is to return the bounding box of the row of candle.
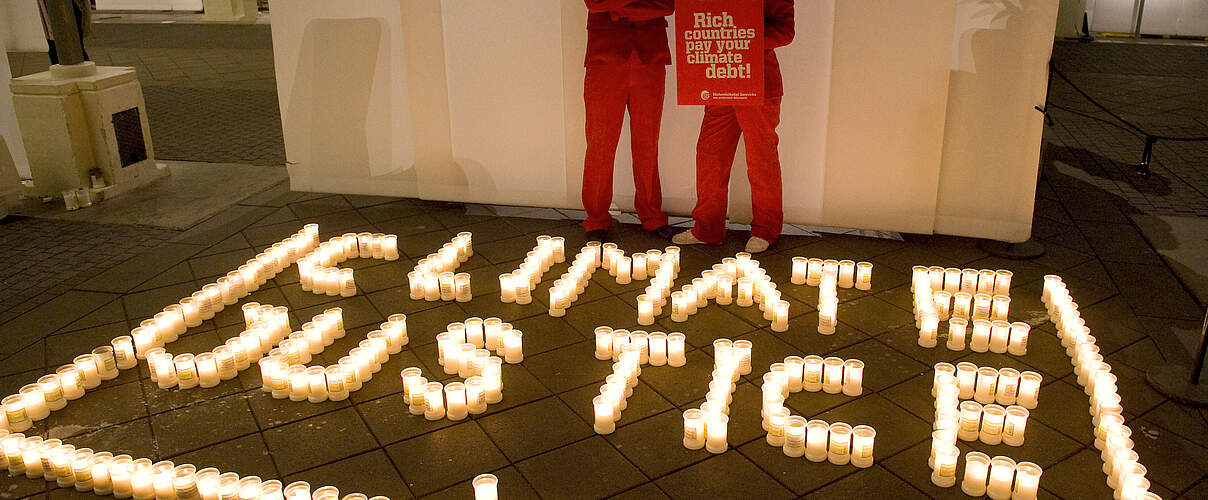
[0,438,380,500]
[763,355,864,397]
[934,362,1042,408]
[0,228,325,432]
[298,233,400,297]
[592,327,687,367]
[1044,276,1156,499]
[260,312,409,403]
[633,248,682,325]
[913,266,1014,296]
[500,235,567,304]
[924,317,1032,355]
[766,413,876,467]
[435,318,525,367]
[148,305,295,391]
[682,338,749,453]
[401,359,503,420]
[593,338,646,434]
[1,351,114,433]
[933,363,1031,447]
[546,244,606,316]
[407,233,473,301]
[962,453,1043,500]
[790,257,873,290]
[661,253,791,332]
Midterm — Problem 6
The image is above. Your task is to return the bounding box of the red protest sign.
[675,0,764,106]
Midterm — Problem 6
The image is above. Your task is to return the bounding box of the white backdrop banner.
[270,0,1057,242]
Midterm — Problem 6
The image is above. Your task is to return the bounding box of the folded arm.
[765,1,795,49]
[584,0,635,12]
[610,0,674,21]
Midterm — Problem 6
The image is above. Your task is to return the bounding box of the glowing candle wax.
[961,452,991,496]
[804,419,828,462]
[985,456,1017,500]
[682,409,706,450]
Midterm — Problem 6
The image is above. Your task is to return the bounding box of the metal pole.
[42,0,86,66]
[1134,0,1146,37]
[1146,307,1208,406]
[1190,308,1207,384]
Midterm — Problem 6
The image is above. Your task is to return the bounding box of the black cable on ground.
[1050,63,1208,143]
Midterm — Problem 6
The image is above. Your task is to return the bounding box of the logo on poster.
[701,90,711,101]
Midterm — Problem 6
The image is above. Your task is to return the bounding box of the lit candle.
[593,395,615,434]
[933,291,952,321]
[36,375,66,412]
[74,354,102,389]
[483,358,503,403]
[683,409,706,450]
[195,353,220,389]
[286,365,308,402]
[131,460,155,500]
[1007,322,1030,356]
[961,452,991,497]
[18,384,48,422]
[504,330,523,364]
[842,359,864,397]
[593,327,613,360]
[803,356,824,392]
[736,278,754,307]
[1017,371,1042,409]
[1010,461,1041,500]
[931,443,959,487]
[110,336,138,370]
[972,366,998,404]
[988,320,1011,354]
[472,474,498,500]
[804,419,828,461]
[322,366,347,402]
[979,404,1005,445]
[952,292,972,319]
[667,333,687,367]
[424,382,446,420]
[771,300,789,332]
[985,456,1017,499]
[705,412,729,454]
[648,332,668,366]
[995,368,1020,405]
[850,425,875,468]
[958,401,983,442]
[970,319,992,352]
[807,259,824,286]
[918,312,939,348]
[822,357,844,394]
[855,262,873,291]
[781,415,807,458]
[445,382,468,420]
[827,422,853,465]
[941,318,966,352]
[1002,405,1029,447]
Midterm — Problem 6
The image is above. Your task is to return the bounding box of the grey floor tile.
[263,408,379,475]
[656,450,793,500]
[517,436,647,499]
[386,421,509,496]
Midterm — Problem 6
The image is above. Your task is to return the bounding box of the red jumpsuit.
[690,0,795,245]
[582,0,674,233]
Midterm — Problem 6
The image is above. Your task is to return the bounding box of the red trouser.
[582,58,669,232]
[690,98,784,245]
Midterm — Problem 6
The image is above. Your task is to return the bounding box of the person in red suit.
[674,0,794,253]
[582,0,679,242]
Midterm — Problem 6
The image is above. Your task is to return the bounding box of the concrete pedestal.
[0,137,20,219]
[202,0,258,22]
[11,63,166,198]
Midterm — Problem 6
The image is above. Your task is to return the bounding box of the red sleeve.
[610,0,674,21]
[765,0,795,49]
[584,0,635,12]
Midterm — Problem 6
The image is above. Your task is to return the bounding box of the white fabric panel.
[269,0,418,196]
[822,0,956,234]
[434,0,569,205]
[1140,0,1208,36]
[935,0,1059,243]
[1086,0,1140,33]
[0,0,49,52]
[0,31,31,177]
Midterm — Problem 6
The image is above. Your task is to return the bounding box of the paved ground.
[1,23,1207,500]
[8,22,281,166]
